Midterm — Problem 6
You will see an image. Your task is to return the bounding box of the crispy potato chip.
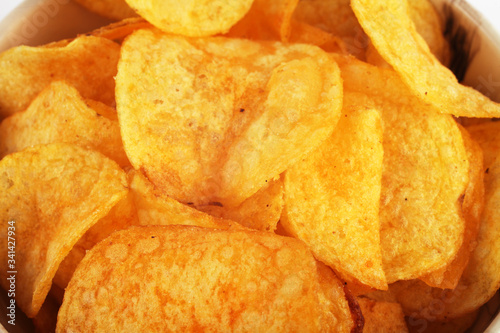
[289,20,347,53]
[466,121,500,169]
[335,54,469,282]
[57,225,359,332]
[419,126,484,289]
[292,0,368,59]
[53,191,139,289]
[0,36,120,118]
[116,29,343,207]
[124,0,253,37]
[83,17,152,43]
[226,0,299,42]
[282,91,386,290]
[351,0,500,118]
[357,298,408,333]
[0,143,127,317]
[196,176,284,232]
[387,154,500,320]
[0,81,129,167]
[74,0,137,20]
[130,170,242,230]
[407,0,450,66]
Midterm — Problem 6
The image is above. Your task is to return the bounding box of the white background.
[0,0,499,34]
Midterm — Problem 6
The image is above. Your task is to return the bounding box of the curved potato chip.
[407,0,450,66]
[292,0,368,59]
[84,17,152,43]
[0,143,127,317]
[419,126,484,289]
[129,170,242,231]
[57,225,359,332]
[335,54,469,282]
[466,121,500,169]
[388,154,500,320]
[124,0,253,37]
[53,191,139,290]
[74,0,137,20]
[0,81,129,167]
[226,0,299,42]
[0,36,120,118]
[116,29,343,207]
[196,176,284,232]
[358,298,408,333]
[351,0,500,118]
[282,91,386,290]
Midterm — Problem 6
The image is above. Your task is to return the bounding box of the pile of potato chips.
[1,0,500,331]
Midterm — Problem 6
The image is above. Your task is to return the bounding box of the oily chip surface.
[0,143,127,317]
[283,91,386,290]
[0,36,120,118]
[124,0,253,37]
[57,225,357,332]
[116,28,343,207]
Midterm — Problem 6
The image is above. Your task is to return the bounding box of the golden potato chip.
[407,0,450,66]
[57,225,359,332]
[84,17,152,43]
[226,0,299,42]
[419,125,484,289]
[466,120,500,169]
[0,143,128,317]
[116,29,343,207]
[124,0,253,37]
[292,0,369,59]
[351,0,500,118]
[282,91,386,290]
[196,176,284,232]
[0,81,129,167]
[129,170,242,230]
[0,36,120,118]
[357,298,408,333]
[387,155,500,320]
[53,191,139,289]
[289,20,347,53]
[335,54,469,282]
[74,0,137,20]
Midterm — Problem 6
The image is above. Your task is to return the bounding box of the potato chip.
[466,120,500,169]
[226,0,299,42]
[407,0,450,66]
[74,0,137,20]
[124,0,253,37]
[53,191,139,289]
[57,225,359,332]
[419,125,484,289]
[84,17,152,43]
[351,0,500,118]
[357,298,408,333]
[0,143,127,317]
[335,54,469,282]
[116,29,343,207]
[387,154,500,320]
[0,36,120,118]
[292,0,369,59]
[196,176,284,232]
[282,91,386,290]
[289,20,347,53]
[0,81,129,167]
[130,170,242,230]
